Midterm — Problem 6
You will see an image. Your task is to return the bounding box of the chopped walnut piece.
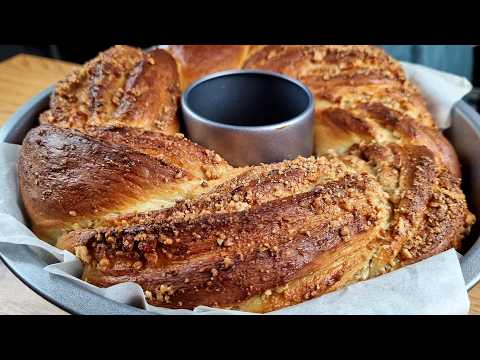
[223,239,234,247]
[340,226,350,237]
[134,233,147,242]
[223,257,234,269]
[155,284,174,303]
[75,246,91,263]
[144,252,158,265]
[144,290,153,301]
[213,154,223,163]
[98,258,110,270]
[163,237,174,245]
[401,248,414,260]
[133,261,143,270]
[147,55,155,65]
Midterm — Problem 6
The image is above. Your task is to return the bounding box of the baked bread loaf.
[18,45,475,313]
[40,46,181,135]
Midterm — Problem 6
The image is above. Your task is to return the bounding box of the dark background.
[1,45,479,110]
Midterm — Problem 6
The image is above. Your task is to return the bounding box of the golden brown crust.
[19,124,234,243]
[81,125,233,180]
[40,46,180,134]
[243,45,461,177]
[167,45,251,90]
[18,44,475,313]
[61,154,365,231]
[345,143,474,274]
[58,157,391,311]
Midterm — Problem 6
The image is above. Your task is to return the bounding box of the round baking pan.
[1,88,480,315]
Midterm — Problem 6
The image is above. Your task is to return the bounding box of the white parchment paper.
[401,61,472,129]
[0,63,474,315]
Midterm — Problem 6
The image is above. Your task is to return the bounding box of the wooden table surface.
[0,53,479,315]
